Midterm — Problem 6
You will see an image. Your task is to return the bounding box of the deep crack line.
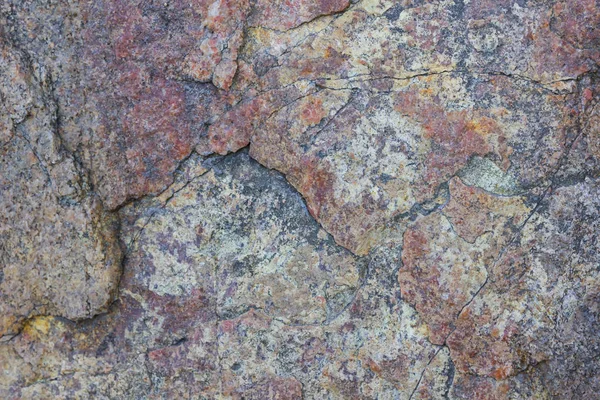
[408,345,445,400]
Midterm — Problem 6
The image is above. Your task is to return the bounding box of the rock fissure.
[2,0,599,397]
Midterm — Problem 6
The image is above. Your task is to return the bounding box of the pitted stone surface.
[0,38,122,338]
[1,0,599,398]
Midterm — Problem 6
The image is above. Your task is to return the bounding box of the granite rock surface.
[1,0,599,398]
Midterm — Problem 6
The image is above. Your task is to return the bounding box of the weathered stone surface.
[447,177,600,389]
[1,0,599,398]
[0,153,443,399]
[398,177,534,344]
[1,0,355,210]
[249,73,577,254]
[0,37,122,338]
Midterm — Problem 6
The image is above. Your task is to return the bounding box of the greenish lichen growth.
[458,156,522,196]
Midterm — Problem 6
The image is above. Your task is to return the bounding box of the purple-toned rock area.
[1,0,599,398]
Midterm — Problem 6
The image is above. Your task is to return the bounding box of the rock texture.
[0,36,122,338]
[0,0,599,399]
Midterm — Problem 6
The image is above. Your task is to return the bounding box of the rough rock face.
[0,0,598,399]
[0,36,122,337]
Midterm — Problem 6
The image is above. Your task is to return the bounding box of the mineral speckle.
[1,0,599,398]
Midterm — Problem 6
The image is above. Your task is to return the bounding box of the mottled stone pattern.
[0,0,598,399]
[0,36,122,338]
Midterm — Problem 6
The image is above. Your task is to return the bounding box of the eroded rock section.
[1,0,599,398]
[0,152,445,399]
[0,36,122,338]
[1,0,351,209]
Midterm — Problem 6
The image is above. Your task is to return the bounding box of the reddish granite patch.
[251,0,350,31]
[399,212,488,345]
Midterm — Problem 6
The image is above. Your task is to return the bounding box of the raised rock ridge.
[1,0,599,398]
